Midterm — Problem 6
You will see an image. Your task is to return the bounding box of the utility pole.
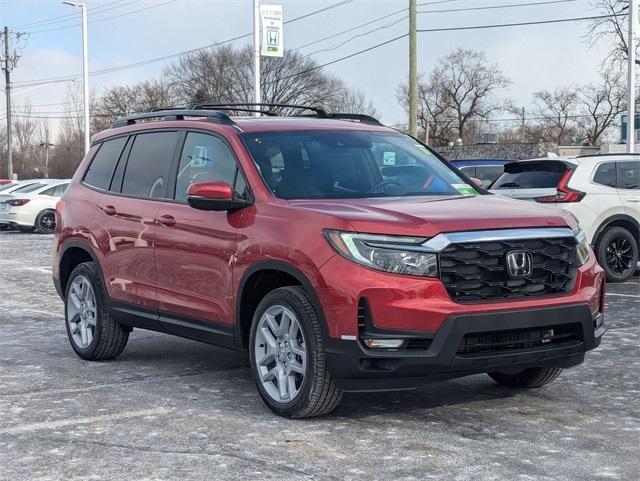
[521,106,526,142]
[408,0,417,137]
[2,26,15,179]
[253,0,261,116]
[40,142,55,178]
[628,0,637,153]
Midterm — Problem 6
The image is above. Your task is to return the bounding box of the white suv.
[0,179,70,234]
[491,155,640,282]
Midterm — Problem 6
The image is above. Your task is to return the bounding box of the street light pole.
[40,142,55,178]
[253,0,261,116]
[628,0,637,153]
[62,1,90,154]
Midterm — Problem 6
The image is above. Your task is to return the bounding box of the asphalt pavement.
[0,231,638,481]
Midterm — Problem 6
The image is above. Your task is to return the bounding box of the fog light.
[363,339,407,349]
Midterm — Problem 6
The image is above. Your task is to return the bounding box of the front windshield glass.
[240,130,478,200]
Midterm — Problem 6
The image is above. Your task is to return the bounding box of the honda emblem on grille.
[506,250,533,278]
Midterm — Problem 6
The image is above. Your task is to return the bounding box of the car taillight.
[7,199,30,206]
[534,169,585,203]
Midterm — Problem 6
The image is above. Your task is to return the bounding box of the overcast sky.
[0,0,615,130]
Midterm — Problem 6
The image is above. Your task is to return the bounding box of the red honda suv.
[53,105,605,418]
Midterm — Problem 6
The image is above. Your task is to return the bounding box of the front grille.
[440,237,578,302]
[457,324,580,356]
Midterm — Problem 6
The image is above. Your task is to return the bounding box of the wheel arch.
[58,240,105,299]
[592,214,640,247]
[234,261,328,350]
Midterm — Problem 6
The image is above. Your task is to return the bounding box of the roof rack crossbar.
[324,113,382,126]
[112,109,235,128]
[192,102,328,117]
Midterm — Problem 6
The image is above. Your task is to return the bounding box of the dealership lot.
[0,232,638,481]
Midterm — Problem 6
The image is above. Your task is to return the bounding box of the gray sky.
[1,0,615,130]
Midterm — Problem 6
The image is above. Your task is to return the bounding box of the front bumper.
[326,303,604,392]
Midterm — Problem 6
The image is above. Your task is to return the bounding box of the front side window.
[121,132,179,199]
[84,136,128,190]
[240,131,478,199]
[617,161,640,189]
[175,132,240,202]
[593,162,617,188]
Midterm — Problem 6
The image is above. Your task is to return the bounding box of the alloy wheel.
[254,305,307,403]
[605,236,634,275]
[66,275,97,349]
[39,212,55,233]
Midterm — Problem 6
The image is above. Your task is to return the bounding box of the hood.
[288,194,575,237]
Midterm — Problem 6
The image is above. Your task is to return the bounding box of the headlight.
[574,226,590,265]
[324,230,438,277]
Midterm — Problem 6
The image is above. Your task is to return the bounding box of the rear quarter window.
[84,137,128,190]
[617,161,640,189]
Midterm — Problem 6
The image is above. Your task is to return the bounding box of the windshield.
[240,131,478,200]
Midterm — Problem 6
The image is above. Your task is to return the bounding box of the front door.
[154,131,248,329]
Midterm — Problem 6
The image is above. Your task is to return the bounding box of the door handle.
[100,205,117,216]
[157,214,176,227]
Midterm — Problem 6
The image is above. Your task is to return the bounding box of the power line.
[24,0,177,35]
[11,0,354,88]
[13,0,129,29]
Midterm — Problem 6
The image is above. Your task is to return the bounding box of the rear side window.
[121,132,179,199]
[84,137,128,190]
[459,166,476,177]
[41,183,69,197]
[593,162,617,188]
[617,161,640,189]
[493,162,567,189]
[475,165,504,188]
[174,132,238,202]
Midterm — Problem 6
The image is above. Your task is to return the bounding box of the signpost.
[253,2,283,116]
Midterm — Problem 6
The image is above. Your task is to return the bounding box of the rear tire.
[64,262,129,361]
[35,209,56,234]
[249,286,342,418]
[595,226,638,283]
[488,367,563,388]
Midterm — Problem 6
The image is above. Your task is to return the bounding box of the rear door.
[94,131,180,311]
[490,160,569,200]
[154,130,249,334]
[616,160,640,220]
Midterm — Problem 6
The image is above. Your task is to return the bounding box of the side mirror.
[187,181,252,211]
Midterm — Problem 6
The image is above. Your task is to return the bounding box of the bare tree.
[586,0,633,69]
[12,102,39,178]
[164,43,374,115]
[576,70,627,144]
[532,87,579,144]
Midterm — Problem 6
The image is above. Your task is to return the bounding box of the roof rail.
[111,109,235,128]
[321,113,382,126]
[576,152,640,158]
[191,103,279,116]
[192,102,328,117]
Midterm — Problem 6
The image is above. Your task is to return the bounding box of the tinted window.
[175,132,238,202]
[493,162,567,189]
[241,131,476,199]
[11,182,47,194]
[41,183,69,197]
[593,162,617,188]
[460,166,476,177]
[617,161,640,189]
[0,183,16,192]
[84,137,128,190]
[121,132,179,199]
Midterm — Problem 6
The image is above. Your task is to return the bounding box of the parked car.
[0,179,70,233]
[451,159,513,188]
[53,105,605,418]
[490,156,640,282]
[0,179,12,186]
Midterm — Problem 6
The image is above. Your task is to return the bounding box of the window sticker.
[382,151,396,166]
[452,183,478,196]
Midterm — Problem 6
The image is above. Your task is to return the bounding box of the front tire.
[249,286,342,418]
[595,226,638,283]
[64,262,129,360]
[488,367,563,388]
